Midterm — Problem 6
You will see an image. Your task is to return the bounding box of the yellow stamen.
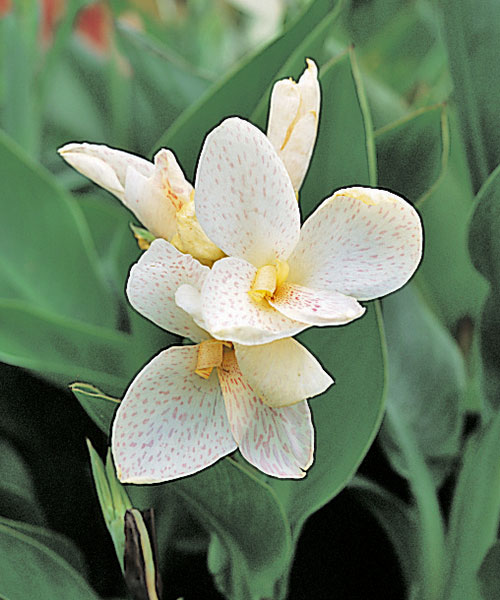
[248,265,277,302]
[248,260,290,302]
[195,340,224,379]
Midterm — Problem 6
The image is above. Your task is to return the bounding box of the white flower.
[57,143,224,264]
[267,58,320,191]
[181,117,422,346]
[111,239,333,483]
[57,60,320,264]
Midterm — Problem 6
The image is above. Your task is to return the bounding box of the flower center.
[195,339,232,379]
[248,260,289,303]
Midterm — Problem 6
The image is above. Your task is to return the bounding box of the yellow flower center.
[195,340,232,379]
[248,260,289,303]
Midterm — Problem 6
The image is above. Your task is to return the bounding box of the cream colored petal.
[112,345,237,484]
[124,167,177,240]
[266,80,301,152]
[278,111,318,191]
[124,148,193,240]
[195,117,300,267]
[297,58,320,116]
[127,239,210,343]
[235,337,333,408]
[218,350,314,478]
[200,257,308,345]
[288,187,423,300]
[171,199,225,265]
[58,142,153,201]
[269,283,365,326]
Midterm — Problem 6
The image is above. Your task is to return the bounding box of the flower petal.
[58,142,153,201]
[278,111,318,192]
[127,239,210,342]
[234,337,333,408]
[200,257,308,345]
[267,59,320,191]
[175,284,207,331]
[112,345,237,483]
[195,117,300,267]
[288,187,423,300]
[268,283,365,326]
[266,80,301,151]
[124,148,192,240]
[217,350,314,478]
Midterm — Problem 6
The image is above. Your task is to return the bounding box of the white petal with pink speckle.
[217,354,314,479]
[127,239,210,343]
[288,187,423,300]
[268,283,365,326]
[195,117,300,268]
[200,257,308,345]
[112,346,237,483]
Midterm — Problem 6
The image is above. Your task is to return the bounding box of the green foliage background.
[0,0,498,598]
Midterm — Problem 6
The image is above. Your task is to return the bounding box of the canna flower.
[267,58,320,192]
[111,239,333,482]
[57,60,320,264]
[181,117,422,346]
[57,143,224,265]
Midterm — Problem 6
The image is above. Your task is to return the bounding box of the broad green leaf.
[250,7,346,130]
[0,438,45,526]
[380,285,465,485]
[0,129,118,328]
[153,0,342,177]
[0,519,100,600]
[478,541,500,600]
[414,111,488,328]
[438,0,500,191]
[444,409,500,600]
[375,104,449,204]
[0,298,158,395]
[72,384,120,434]
[300,48,375,218]
[0,2,41,155]
[268,306,385,533]
[349,476,418,593]
[468,164,500,408]
[129,458,292,600]
[384,401,446,600]
[0,516,88,577]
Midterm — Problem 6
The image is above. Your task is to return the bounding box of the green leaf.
[0,129,118,328]
[349,476,418,593]
[72,384,120,434]
[0,438,45,526]
[380,285,465,484]
[468,163,500,408]
[153,0,342,178]
[268,306,385,533]
[0,519,100,600]
[87,442,132,572]
[414,110,488,328]
[444,409,500,600]
[478,541,500,600]
[384,400,446,600]
[0,298,155,395]
[300,48,375,219]
[438,0,500,190]
[375,103,449,204]
[0,516,88,577]
[129,458,292,600]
